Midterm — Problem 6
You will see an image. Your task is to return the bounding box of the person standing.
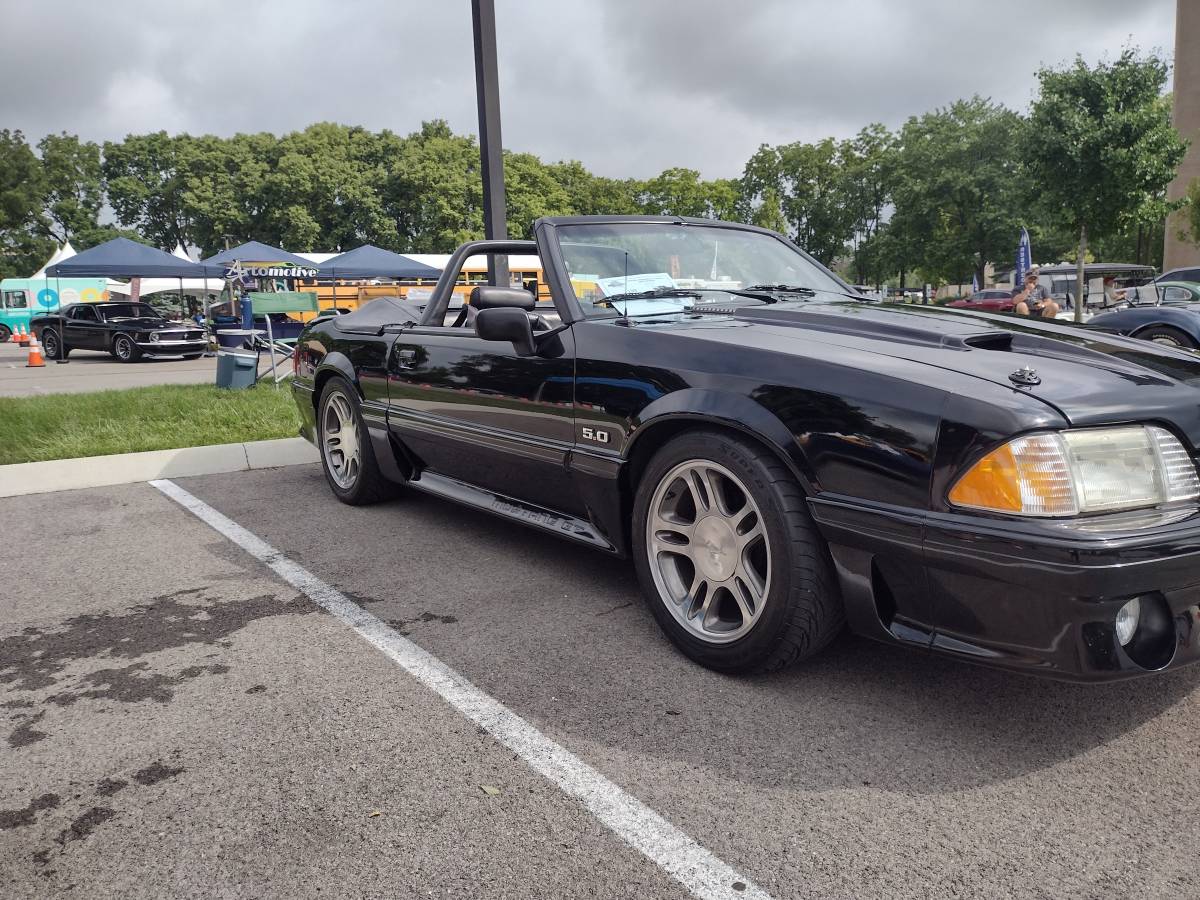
[1012,270,1059,318]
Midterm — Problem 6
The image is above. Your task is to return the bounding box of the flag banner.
[1016,228,1032,284]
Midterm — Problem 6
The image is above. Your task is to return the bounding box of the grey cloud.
[0,0,1175,179]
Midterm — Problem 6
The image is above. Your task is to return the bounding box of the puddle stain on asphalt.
[46,661,231,707]
[0,793,61,830]
[8,709,48,747]
[94,778,127,797]
[14,759,186,878]
[132,761,185,786]
[387,611,458,636]
[55,807,116,847]
[0,587,315,695]
[1,587,315,745]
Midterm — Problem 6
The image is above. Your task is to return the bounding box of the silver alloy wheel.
[1151,335,1184,347]
[322,391,362,490]
[114,335,133,360]
[645,458,771,644]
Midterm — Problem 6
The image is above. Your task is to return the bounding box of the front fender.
[626,388,817,492]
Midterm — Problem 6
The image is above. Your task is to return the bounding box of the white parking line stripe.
[150,478,771,900]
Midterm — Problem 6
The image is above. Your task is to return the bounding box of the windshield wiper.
[741,284,817,297]
[596,287,701,307]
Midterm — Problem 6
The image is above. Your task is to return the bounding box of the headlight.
[948,425,1200,517]
[149,332,160,342]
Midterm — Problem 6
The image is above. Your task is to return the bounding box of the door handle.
[396,349,417,369]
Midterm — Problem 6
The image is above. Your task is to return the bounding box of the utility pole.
[471,0,509,287]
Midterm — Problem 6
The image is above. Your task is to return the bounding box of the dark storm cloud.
[0,0,1174,178]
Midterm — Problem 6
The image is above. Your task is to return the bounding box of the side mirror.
[475,306,536,356]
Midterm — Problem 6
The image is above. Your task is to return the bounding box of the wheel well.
[312,367,358,412]
[623,418,807,504]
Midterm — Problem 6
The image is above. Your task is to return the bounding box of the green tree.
[841,124,897,286]
[504,151,573,236]
[546,161,642,216]
[750,187,788,234]
[1025,49,1187,321]
[103,131,196,249]
[638,167,737,219]
[0,130,52,278]
[891,98,1024,286]
[741,139,857,266]
[36,133,110,247]
[382,120,484,252]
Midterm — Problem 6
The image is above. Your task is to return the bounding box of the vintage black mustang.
[292,215,1200,682]
[30,302,207,362]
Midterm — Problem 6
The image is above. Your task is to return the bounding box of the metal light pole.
[471,0,509,287]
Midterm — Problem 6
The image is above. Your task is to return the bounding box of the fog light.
[1115,597,1141,646]
[150,332,160,342]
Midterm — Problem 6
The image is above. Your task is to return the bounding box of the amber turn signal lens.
[948,433,1078,516]
[948,442,1023,512]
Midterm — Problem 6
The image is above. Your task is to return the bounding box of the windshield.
[99,303,161,321]
[556,222,849,317]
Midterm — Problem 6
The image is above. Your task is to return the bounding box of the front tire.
[317,377,398,505]
[42,328,69,360]
[112,334,141,362]
[632,430,843,673]
[1137,325,1197,350]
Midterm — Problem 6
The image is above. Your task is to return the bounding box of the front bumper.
[811,495,1200,681]
[136,338,208,356]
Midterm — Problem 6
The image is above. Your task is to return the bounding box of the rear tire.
[1137,325,1197,350]
[632,429,843,673]
[42,328,69,360]
[112,334,141,363]
[317,376,398,505]
[0,325,10,343]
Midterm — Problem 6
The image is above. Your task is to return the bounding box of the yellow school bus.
[295,253,549,321]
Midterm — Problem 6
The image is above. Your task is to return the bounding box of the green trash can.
[216,349,258,389]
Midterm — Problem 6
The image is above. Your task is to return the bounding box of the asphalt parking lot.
[0,342,216,397]
[4,463,1200,898]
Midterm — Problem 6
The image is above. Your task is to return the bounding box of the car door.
[386,250,580,515]
[63,305,105,349]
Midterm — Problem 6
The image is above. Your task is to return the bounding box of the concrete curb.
[0,437,319,498]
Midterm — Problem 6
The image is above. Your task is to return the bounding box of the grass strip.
[0,383,302,465]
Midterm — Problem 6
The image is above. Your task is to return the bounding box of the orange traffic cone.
[26,336,44,368]
[8,326,19,345]
[17,326,30,347]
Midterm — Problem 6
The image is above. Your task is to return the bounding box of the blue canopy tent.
[42,237,212,319]
[316,244,441,280]
[200,241,316,270]
[45,237,207,278]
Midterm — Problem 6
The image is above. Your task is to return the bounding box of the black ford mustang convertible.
[292,215,1200,681]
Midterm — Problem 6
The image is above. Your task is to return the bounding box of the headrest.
[469,285,536,311]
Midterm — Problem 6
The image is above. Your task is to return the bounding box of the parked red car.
[946,289,1014,312]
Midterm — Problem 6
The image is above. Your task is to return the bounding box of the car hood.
[683,299,1200,435]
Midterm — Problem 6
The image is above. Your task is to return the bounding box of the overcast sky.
[0,0,1177,179]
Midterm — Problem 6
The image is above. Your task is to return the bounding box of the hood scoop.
[733,305,1013,350]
